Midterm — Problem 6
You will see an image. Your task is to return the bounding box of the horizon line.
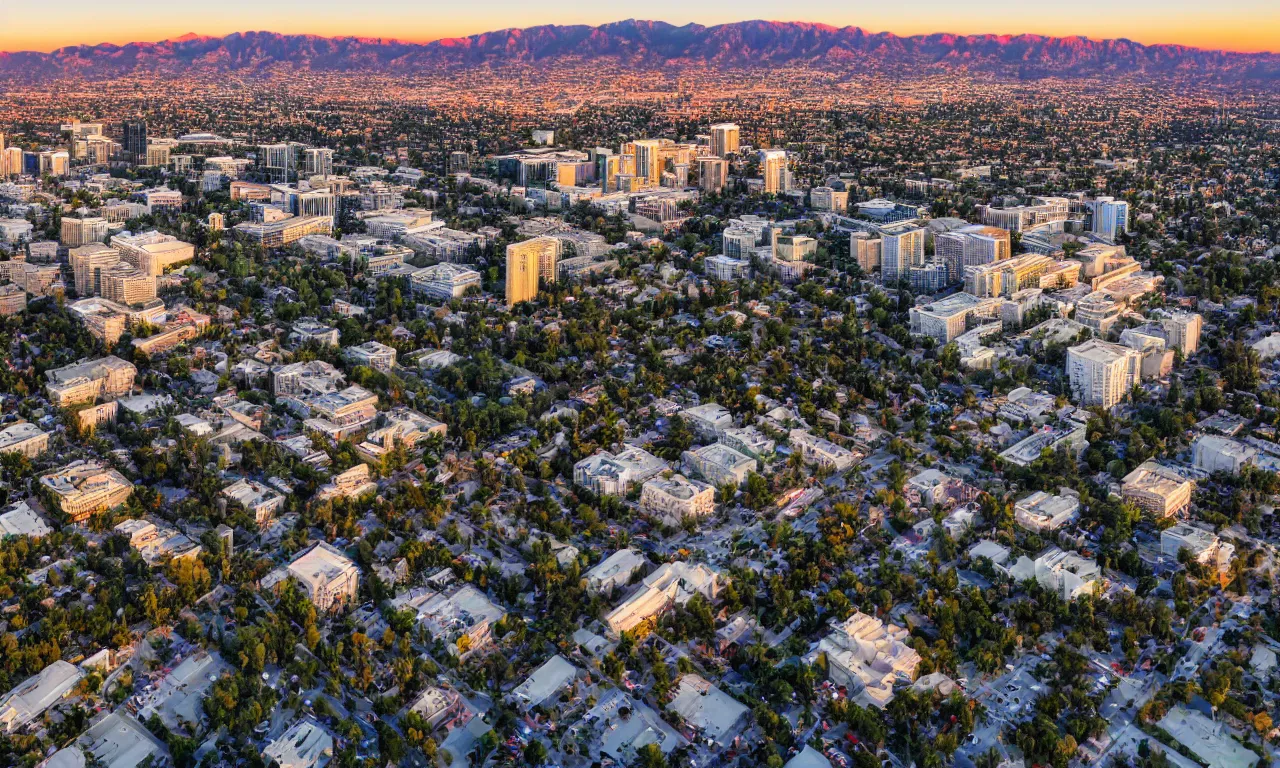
[3,19,1277,57]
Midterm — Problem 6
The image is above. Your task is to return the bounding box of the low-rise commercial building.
[39,460,133,522]
[640,474,716,525]
[1122,461,1193,517]
[262,541,359,612]
[681,442,756,487]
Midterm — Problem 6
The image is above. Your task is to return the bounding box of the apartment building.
[0,284,26,316]
[234,215,333,247]
[346,341,397,372]
[640,474,716,525]
[1161,523,1234,576]
[60,216,108,247]
[1009,547,1100,600]
[604,561,723,636]
[880,227,925,284]
[300,385,379,440]
[0,422,49,458]
[111,231,195,275]
[681,443,756,487]
[573,446,667,496]
[262,541,359,612]
[936,225,1011,283]
[1066,339,1140,409]
[70,243,123,296]
[908,293,1001,344]
[39,460,133,522]
[584,548,649,596]
[44,356,137,406]
[222,478,286,526]
[813,612,922,708]
[1122,461,1193,517]
[1014,489,1080,532]
[100,263,157,305]
[409,263,482,301]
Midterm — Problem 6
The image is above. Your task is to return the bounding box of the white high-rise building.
[880,228,926,284]
[759,149,788,195]
[1066,339,1141,409]
[709,123,740,158]
[1086,197,1129,241]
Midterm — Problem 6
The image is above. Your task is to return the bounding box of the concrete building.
[908,293,1001,344]
[1160,310,1203,355]
[409,263,481,301]
[604,561,723,636]
[39,461,133,523]
[1121,461,1193,517]
[573,446,667,496]
[0,661,85,732]
[1066,339,1140,409]
[0,500,52,539]
[681,402,734,440]
[110,231,195,276]
[263,717,333,768]
[1009,547,1100,600]
[1192,434,1256,475]
[222,479,286,526]
[936,225,1011,283]
[346,340,397,372]
[44,356,136,407]
[70,243,123,296]
[1161,524,1234,576]
[234,215,333,247]
[0,422,48,458]
[810,186,849,212]
[314,463,379,501]
[667,675,750,747]
[510,654,579,711]
[0,284,25,316]
[506,237,559,307]
[681,442,756,487]
[393,583,506,656]
[356,407,447,462]
[289,319,340,347]
[789,429,859,471]
[880,227,926,283]
[262,541,359,612]
[698,157,728,194]
[60,217,108,247]
[812,612,922,708]
[709,123,740,158]
[1014,489,1080,532]
[584,548,649,596]
[100,263,157,306]
[851,233,882,274]
[759,149,789,195]
[640,474,716,525]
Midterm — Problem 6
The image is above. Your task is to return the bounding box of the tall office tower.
[61,217,109,247]
[880,228,926,284]
[760,149,788,195]
[1086,197,1129,242]
[122,121,147,164]
[698,157,728,194]
[1160,311,1203,355]
[448,151,470,174]
[1067,339,1141,409]
[934,225,1011,283]
[303,148,334,178]
[259,143,294,183]
[851,233,882,274]
[709,123,740,159]
[599,154,621,192]
[70,243,122,296]
[632,140,665,186]
[505,237,558,308]
[2,147,20,178]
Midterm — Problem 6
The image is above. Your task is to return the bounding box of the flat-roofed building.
[60,217,108,247]
[681,402,734,440]
[668,675,750,747]
[908,293,1001,343]
[937,224,1011,283]
[0,661,85,732]
[409,263,481,301]
[812,612,921,708]
[222,479,286,526]
[272,360,344,397]
[300,385,379,441]
[510,654,579,712]
[110,231,194,275]
[506,237,559,307]
[234,215,333,247]
[44,356,137,406]
[681,442,756,487]
[0,500,52,539]
[100,263,156,306]
[357,407,446,462]
[263,716,333,768]
[391,582,506,656]
[604,561,723,636]
[1066,339,1140,409]
[880,227,925,284]
[1009,546,1100,600]
[789,429,859,471]
[584,548,649,596]
[262,541,359,612]
[719,425,776,460]
[1160,310,1203,355]
[1122,461,1193,517]
[0,284,25,316]
[346,340,397,372]
[39,460,133,523]
[1161,523,1234,576]
[573,446,667,496]
[0,421,49,458]
[640,474,716,525]
[79,711,166,768]
[314,463,378,501]
[70,243,122,296]
[1014,489,1080,532]
[1192,434,1255,475]
[289,318,339,347]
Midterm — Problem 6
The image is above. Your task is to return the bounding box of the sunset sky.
[3,0,1278,55]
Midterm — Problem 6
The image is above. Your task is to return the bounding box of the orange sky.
[4,4,1278,55]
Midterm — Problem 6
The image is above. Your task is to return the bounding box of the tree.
[523,740,548,766]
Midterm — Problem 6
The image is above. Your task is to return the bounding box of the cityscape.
[2,11,1280,768]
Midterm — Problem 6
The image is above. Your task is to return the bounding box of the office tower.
[1086,197,1129,241]
[810,187,849,212]
[122,121,147,164]
[70,243,122,296]
[935,225,1011,283]
[851,234,882,274]
[2,147,20,178]
[599,154,621,192]
[632,140,664,186]
[61,217,109,247]
[259,143,294,183]
[303,148,334,178]
[759,149,788,195]
[880,228,926,284]
[505,237,558,308]
[1160,311,1203,355]
[1066,339,1141,409]
[698,157,728,194]
[709,123,740,159]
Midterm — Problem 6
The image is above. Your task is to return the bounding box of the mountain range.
[2,20,1278,80]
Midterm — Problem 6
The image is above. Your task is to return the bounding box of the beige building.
[640,474,716,525]
[262,541,359,612]
[604,561,723,637]
[506,237,558,308]
[44,356,137,407]
[111,231,195,276]
[70,243,122,296]
[812,612,922,708]
[1066,339,1140,409]
[1122,461,1193,517]
[708,123,740,158]
[101,263,157,306]
[60,217,109,247]
[0,284,25,316]
[0,422,49,458]
[39,460,133,522]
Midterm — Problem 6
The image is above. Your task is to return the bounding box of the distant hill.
[2,20,1278,80]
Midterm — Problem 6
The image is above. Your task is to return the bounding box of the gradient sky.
[4,0,1279,54]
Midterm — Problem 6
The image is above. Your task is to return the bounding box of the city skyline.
[3,3,1279,56]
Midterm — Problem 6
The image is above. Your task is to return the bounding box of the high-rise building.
[1067,339,1141,409]
[2,147,21,177]
[70,243,121,296]
[122,120,147,164]
[1085,197,1129,242]
[505,237,559,308]
[851,234,882,274]
[61,217,109,247]
[632,140,665,186]
[810,187,849,212]
[259,143,294,183]
[935,225,1011,283]
[759,150,788,195]
[698,157,728,194]
[1160,311,1203,356]
[303,148,334,178]
[880,228,926,284]
[709,123,740,159]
